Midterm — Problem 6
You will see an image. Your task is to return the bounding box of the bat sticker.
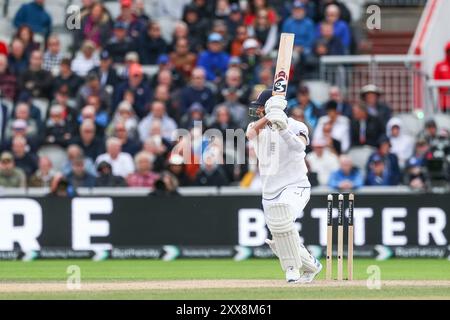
[273,71,288,94]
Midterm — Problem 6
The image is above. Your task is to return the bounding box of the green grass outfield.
[0,259,449,299]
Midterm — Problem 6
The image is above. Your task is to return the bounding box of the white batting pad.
[265,203,303,271]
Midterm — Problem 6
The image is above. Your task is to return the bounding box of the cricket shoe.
[298,258,322,283]
[285,266,301,283]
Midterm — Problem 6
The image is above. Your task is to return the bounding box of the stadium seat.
[434,114,450,130]
[347,145,376,170]
[37,145,68,172]
[396,113,425,136]
[32,98,49,122]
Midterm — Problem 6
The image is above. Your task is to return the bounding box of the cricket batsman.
[246,89,322,283]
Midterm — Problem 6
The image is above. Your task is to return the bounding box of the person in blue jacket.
[366,135,401,186]
[13,0,52,38]
[328,154,364,190]
[317,4,351,53]
[281,1,315,56]
[365,154,391,186]
[197,33,229,83]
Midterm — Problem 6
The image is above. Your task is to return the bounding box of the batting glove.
[265,96,287,114]
[266,109,288,130]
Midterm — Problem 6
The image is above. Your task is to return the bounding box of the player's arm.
[279,123,309,152]
[246,117,269,140]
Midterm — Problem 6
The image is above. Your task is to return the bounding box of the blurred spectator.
[328,155,363,190]
[317,0,352,24]
[287,85,320,128]
[11,136,38,176]
[182,4,209,48]
[90,50,121,90]
[180,102,206,130]
[43,35,63,74]
[0,54,17,100]
[319,4,351,53]
[113,63,152,118]
[417,119,438,145]
[209,105,239,137]
[386,117,414,168]
[314,101,350,152]
[7,39,28,76]
[219,87,248,129]
[106,101,139,139]
[218,66,251,105]
[49,173,76,197]
[351,103,384,148]
[76,73,110,113]
[197,33,230,83]
[13,0,52,38]
[138,101,177,142]
[226,3,244,37]
[49,87,79,129]
[62,144,97,177]
[404,156,428,191]
[248,9,278,56]
[0,41,7,55]
[365,154,390,186]
[28,156,55,187]
[6,103,39,141]
[149,171,180,196]
[66,156,96,188]
[96,137,135,178]
[0,101,7,147]
[306,137,339,186]
[244,0,278,26]
[170,38,197,81]
[95,160,127,187]
[114,121,141,157]
[18,50,53,99]
[53,59,84,97]
[240,38,261,86]
[167,153,191,186]
[127,151,160,188]
[229,25,249,57]
[72,119,105,162]
[43,104,73,147]
[315,22,345,55]
[215,0,231,20]
[116,0,146,40]
[194,151,228,187]
[367,136,401,186]
[74,1,112,50]
[433,42,450,111]
[71,40,100,77]
[0,151,26,188]
[180,67,215,113]
[15,25,40,58]
[281,2,315,56]
[360,84,392,128]
[324,86,352,118]
[139,22,168,65]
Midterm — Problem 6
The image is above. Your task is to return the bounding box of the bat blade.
[272,33,295,97]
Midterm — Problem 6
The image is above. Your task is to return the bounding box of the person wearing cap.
[53,59,84,98]
[281,1,315,55]
[360,84,392,127]
[89,50,120,89]
[44,104,73,147]
[314,100,350,152]
[139,21,168,65]
[351,103,384,148]
[365,154,390,186]
[386,117,414,168]
[167,153,191,186]
[95,160,127,187]
[247,8,278,56]
[366,135,401,186]
[18,50,54,100]
[287,85,321,128]
[116,0,146,40]
[433,42,450,111]
[13,0,52,39]
[180,67,215,113]
[197,33,230,83]
[306,137,339,186]
[113,63,152,119]
[105,21,137,64]
[0,151,26,188]
[74,1,112,51]
[71,40,100,77]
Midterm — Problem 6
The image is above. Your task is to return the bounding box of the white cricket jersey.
[247,118,311,200]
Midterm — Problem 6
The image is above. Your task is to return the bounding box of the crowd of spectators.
[0,0,448,195]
